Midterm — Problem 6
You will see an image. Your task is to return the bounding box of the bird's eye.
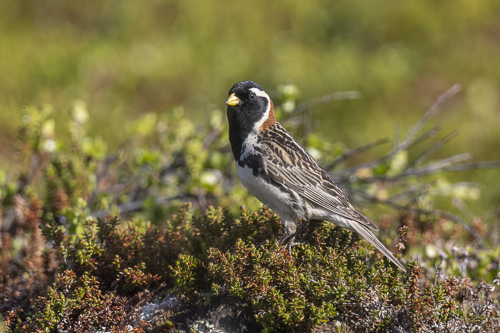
[249,92,256,100]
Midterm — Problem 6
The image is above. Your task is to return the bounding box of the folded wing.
[259,123,377,231]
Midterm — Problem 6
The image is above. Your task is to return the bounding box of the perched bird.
[225,80,406,272]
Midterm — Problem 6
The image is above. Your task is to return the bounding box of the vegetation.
[1,84,499,332]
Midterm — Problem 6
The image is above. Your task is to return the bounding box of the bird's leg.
[293,219,309,242]
[278,220,310,255]
[278,233,296,256]
[278,233,295,246]
[279,219,310,246]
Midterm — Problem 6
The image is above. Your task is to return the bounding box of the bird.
[225,80,406,272]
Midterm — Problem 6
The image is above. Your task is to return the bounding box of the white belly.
[236,163,296,218]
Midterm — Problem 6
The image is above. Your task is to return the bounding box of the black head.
[226,80,273,134]
[225,81,274,159]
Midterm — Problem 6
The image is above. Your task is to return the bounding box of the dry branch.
[290,90,361,115]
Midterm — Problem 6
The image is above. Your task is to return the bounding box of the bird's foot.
[278,233,295,246]
[279,219,310,246]
[279,233,309,256]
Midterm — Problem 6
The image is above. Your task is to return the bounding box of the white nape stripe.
[250,87,270,99]
[249,87,271,132]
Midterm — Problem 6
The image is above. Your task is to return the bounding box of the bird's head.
[226,80,276,136]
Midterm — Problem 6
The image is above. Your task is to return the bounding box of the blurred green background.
[1,0,499,213]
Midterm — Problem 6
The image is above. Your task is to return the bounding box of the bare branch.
[364,195,485,247]
[89,195,190,218]
[388,183,433,203]
[427,161,500,173]
[401,83,461,149]
[452,198,476,222]
[280,115,308,128]
[406,160,500,179]
[407,126,441,149]
[421,152,473,171]
[290,91,361,115]
[346,158,500,183]
[87,140,130,207]
[325,138,390,169]
[202,126,223,149]
[407,130,459,169]
[337,84,462,176]
[302,107,313,141]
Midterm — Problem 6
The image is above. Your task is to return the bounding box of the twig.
[337,84,462,175]
[419,160,499,177]
[407,130,459,169]
[202,126,223,149]
[125,282,167,318]
[303,107,312,141]
[434,258,444,287]
[355,159,500,182]
[394,184,433,206]
[430,258,444,311]
[325,138,390,169]
[87,144,127,207]
[422,152,473,171]
[89,195,190,218]
[452,198,476,222]
[408,207,484,247]
[369,196,485,247]
[159,151,185,179]
[280,115,309,128]
[351,186,484,246]
[290,91,361,115]
[401,83,461,149]
[408,126,441,149]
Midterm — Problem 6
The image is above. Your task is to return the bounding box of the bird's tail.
[349,221,406,272]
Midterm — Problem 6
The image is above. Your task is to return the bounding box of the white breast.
[235,163,295,219]
[240,133,258,160]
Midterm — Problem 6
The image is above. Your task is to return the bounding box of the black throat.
[227,108,250,162]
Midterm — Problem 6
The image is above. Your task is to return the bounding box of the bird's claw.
[279,234,309,256]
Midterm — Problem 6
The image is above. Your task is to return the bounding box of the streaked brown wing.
[259,123,378,230]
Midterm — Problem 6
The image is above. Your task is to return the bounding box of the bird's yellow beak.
[225,93,240,106]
